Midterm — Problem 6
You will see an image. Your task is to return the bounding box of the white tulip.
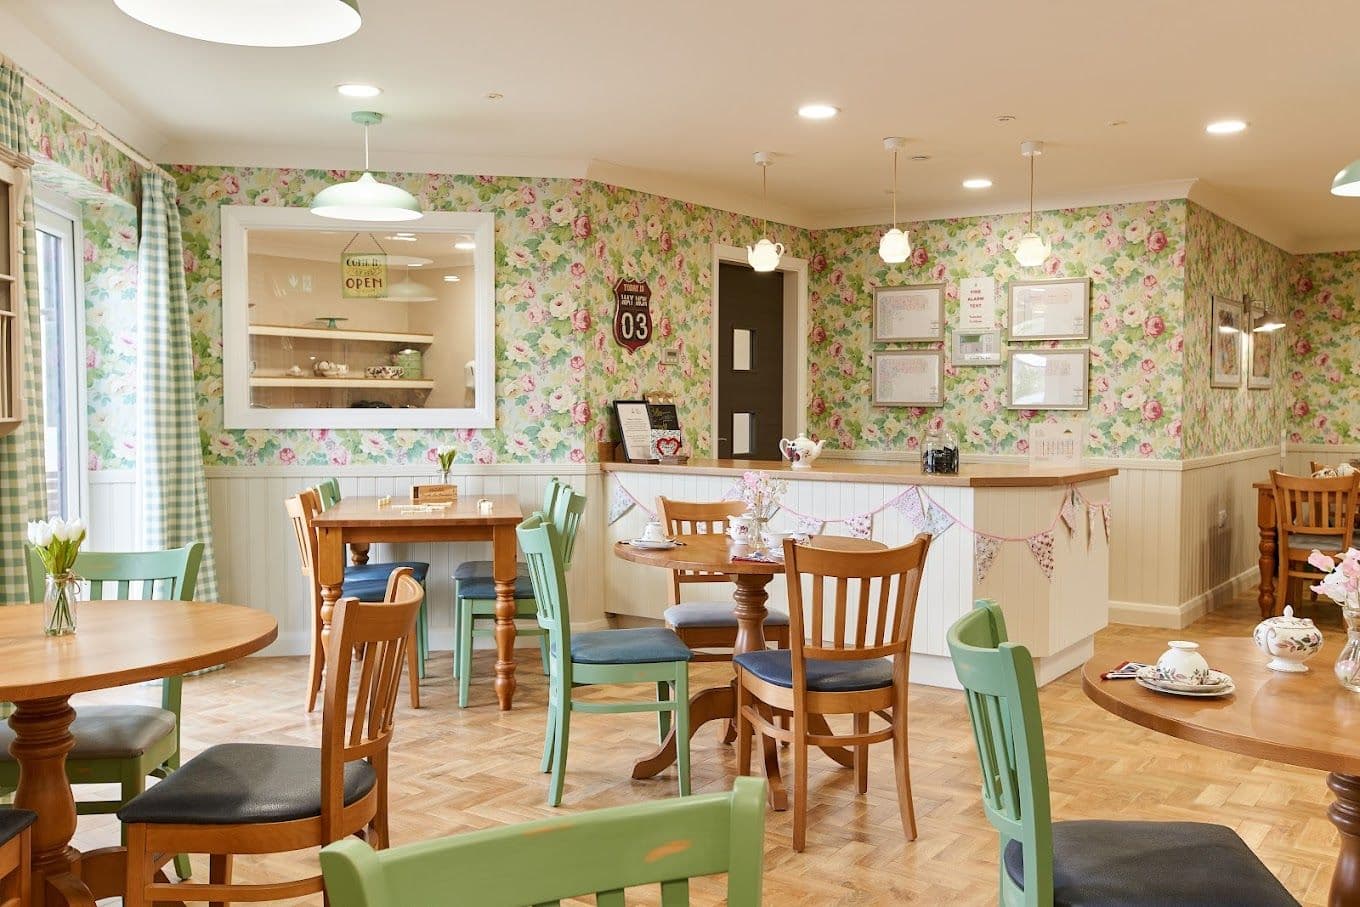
[27,521,41,546]
[32,522,53,547]
[49,517,69,542]
[68,517,86,542]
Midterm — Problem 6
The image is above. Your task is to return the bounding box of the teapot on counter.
[779,434,826,469]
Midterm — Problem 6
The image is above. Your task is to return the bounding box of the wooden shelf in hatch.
[250,376,436,390]
[247,323,435,345]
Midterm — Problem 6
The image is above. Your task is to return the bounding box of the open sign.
[341,252,388,298]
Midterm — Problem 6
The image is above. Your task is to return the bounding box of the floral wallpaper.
[805,200,1188,459]
[1287,251,1360,447]
[80,201,140,470]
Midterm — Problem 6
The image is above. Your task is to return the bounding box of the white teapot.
[779,434,825,469]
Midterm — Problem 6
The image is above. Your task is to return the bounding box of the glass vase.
[748,515,769,555]
[1335,603,1360,692]
[43,572,78,637]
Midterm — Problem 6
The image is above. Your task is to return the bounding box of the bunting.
[608,481,635,524]
[1059,491,1078,535]
[974,536,1002,582]
[1102,504,1111,541]
[795,515,826,537]
[844,513,874,539]
[923,498,955,538]
[1026,530,1056,579]
[1087,503,1099,549]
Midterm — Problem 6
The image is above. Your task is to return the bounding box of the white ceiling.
[249,228,475,268]
[7,0,1360,251]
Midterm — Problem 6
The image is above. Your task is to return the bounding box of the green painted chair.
[518,503,693,806]
[3,544,203,882]
[320,777,767,906]
[946,601,1300,907]
[453,478,570,707]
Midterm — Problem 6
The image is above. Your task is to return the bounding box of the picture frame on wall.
[872,350,944,407]
[1247,302,1274,390]
[1209,294,1245,388]
[872,284,945,343]
[612,399,657,462]
[1007,277,1091,341]
[1007,348,1090,410]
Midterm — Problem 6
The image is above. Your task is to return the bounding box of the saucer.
[1135,666,1234,697]
[1135,676,1235,698]
[628,538,678,550]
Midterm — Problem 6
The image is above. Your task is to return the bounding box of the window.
[35,201,85,519]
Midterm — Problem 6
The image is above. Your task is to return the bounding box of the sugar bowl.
[1253,606,1324,673]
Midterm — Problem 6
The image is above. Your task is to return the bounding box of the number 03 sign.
[612,277,653,352]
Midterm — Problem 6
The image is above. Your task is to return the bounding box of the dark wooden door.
[717,262,784,460]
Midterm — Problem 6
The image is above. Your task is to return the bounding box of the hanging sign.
[958,276,998,331]
[341,251,388,299]
[613,278,653,352]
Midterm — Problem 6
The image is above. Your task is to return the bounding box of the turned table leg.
[317,526,347,662]
[1257,487,1277,619]
[1329,773,1360,907]
[10,696,80,901]
[348,542,371,566]
[493,524,518,711]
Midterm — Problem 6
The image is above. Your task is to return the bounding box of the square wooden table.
[311,495,525,710]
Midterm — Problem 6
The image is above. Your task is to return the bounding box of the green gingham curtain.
[0,64,46,604]
[136,169,219,600]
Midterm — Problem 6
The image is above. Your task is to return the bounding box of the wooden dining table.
[0,599,276,907]
[614,533,882,809]
[1255,475,1360,618]
[1083,635,1360,907]
[311,494,526,709]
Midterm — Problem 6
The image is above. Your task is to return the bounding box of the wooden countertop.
[600,457,1116,487]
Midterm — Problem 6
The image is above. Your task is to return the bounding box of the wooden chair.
[657,497,790,661]
[119,568,425,906]
[0,810,34,907]
[1271,469,1360,615]
[453,479,581,707]
[287,488,426,710]
[2,544,203,882]
[947,600,1299,907]
[519,501,694,806]
[320,777,767,906]
[735,534,931,851]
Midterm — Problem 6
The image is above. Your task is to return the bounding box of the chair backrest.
[782,534,931,678]
[542,476,562,516]
[656,497,747,603]
[286,488,323,581]
[320,776,768,906]
[547,481,585,570]
[320,567,424,842]
[317,478,342,511]
[1271,469,1359,550]
[517,496,587,667]
[946,601,1053,907]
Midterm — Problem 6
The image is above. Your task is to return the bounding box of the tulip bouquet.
[436,447,456,484]
[28,516,86,636]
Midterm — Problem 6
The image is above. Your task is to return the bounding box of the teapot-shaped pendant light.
[312,111,423,222]
[1013,140,1051,267]
[878,136,911,264]
[747,151,784,272]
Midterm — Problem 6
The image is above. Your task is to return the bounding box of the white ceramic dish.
[1135,675,1235,698]
[628,538,678,550]
[1136,665,1232,693]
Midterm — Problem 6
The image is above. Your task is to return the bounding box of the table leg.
[493,524,518,711]
[349,542,371,566]
[9,696,82,902]
[1258,488,1277,619]
[1329,772,1360,906]
[317,526,347,662]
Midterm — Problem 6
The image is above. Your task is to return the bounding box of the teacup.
[640,521,668,543]
[1156,640,1212,686]
[726,515,755,545]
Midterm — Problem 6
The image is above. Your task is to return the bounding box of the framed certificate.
[612,399,657,462]
[873,284,945,342]
[951,329,1003,366]
[1008,277,1091,341]
[1007,349,1089,410]
[1210,295,1245,389]
[872,350,944,407]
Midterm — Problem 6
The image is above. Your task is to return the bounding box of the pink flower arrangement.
[738,471,787,521]
[1309,549,1360,608]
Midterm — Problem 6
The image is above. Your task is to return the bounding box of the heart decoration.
[654,435,682,457]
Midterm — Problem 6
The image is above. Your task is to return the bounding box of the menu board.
[872,351,943,407]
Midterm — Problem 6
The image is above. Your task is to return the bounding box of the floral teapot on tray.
[779,434,825,469]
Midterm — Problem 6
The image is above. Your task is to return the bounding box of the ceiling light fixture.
[453,241,476,250]
[1205,119,1247,135]
[443,275,461,282]
[382,267,435,302]
[311,111,422,222]
[747,152,784,273]
[1331,159,1360,197]
[338,83,381,98]
[879,137,911,265]
[797,103,839,120]
[1013,140,1051,268]
[114,0,361,46]
[962,177,993,190]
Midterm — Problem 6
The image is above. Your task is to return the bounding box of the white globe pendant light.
[879,137,912,264]
[312,112,422,222]
[114,0,361,47]
[1332,159,1360,197]
[1013,140,1051,268]
[747,152,784,272]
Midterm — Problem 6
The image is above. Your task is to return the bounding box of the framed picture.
[612,399,656,462]
[1210,295,1245,388]
[1007,348,1090,410]
[872,350,944,407]
[1248,302,1273,390]
[873,284,945,342]
[1007,277,1091,341]
[951,329,1004,366]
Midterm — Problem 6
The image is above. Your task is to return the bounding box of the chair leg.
[674,669,691,797]
[416,597,429,680]
[405,627,421,709]
[306,603,324,712]
[208,853,233,907]
[457,603,474,708]
[450,594,461,678]
[735,671,753,777]
[539,634,551,675]
[124,823,150,907]
[854,712,869,794]
[656,681,671,742]
[890,690,918,842]
[792,710,809,852]
[548,684,571,806]
[119,764,146,848]
[540,686,558,774]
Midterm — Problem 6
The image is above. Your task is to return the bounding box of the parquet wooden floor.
[68,596,1342,905]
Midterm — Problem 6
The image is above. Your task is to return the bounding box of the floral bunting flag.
[1102,504,1111,542]
[722,481,743,501]
[897,488,929,533]
[974,536,1002,582]
[1026,530,1055,579]
[843,513,873,539]
[1059,491,1078,535]
[924,498,954,538]
[608,480,635,525]
[795,515,825,537]
[1087,503,1099,550]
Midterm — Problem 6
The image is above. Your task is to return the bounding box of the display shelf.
[250,376,436,390]
[248,323,435,345]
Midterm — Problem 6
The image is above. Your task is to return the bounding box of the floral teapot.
[779,434,825,469]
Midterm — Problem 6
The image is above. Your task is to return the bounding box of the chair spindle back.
[26,544,204,604]
[317,478,342,511]
[1271,469,1359,547]
[656,497,747,604]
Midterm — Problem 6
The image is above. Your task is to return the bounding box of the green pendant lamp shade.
[312,112,422,222]
[1332,159,1360,197]
[114,0,361,47]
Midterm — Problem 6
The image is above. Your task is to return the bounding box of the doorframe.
[710,244,809,460]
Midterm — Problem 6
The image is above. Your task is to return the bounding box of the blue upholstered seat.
[1288,532,1344,551]
[341,561,429,602]
[453,560,529,581]
[457,574,536,600]
[664,602,790,629]
[569,628,693,665]
[733,649,894,693]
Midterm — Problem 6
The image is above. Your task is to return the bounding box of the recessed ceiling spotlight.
[337,83,381,98]
[962,178,993,189]
[797,103,839,120]
[1107,119,1128,128]
[995,114,1016,124]
[485,91,504,101]
[408,262,423,267]
[454,240,476,250]
[443,275,461,282]
[1206,119,1247,135]
[910,154,931,162]
[385,233,416,241]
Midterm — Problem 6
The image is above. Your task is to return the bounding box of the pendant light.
[1332,159,1360,196]
[1013,140,1051,268]
[113,0,360,47]
[879,137,911,264]
[312,112,422,222]
[747,152,784,272]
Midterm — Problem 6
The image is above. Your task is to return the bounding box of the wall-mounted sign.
[958,276,998,331]
[341,251,388,298]
[613,278,653,352]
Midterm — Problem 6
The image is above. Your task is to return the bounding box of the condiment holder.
[1253,606,1323,672]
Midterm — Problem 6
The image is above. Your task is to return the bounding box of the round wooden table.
[614,533,883,809]
[0,600,277,906]
[1082,635,1360,907]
